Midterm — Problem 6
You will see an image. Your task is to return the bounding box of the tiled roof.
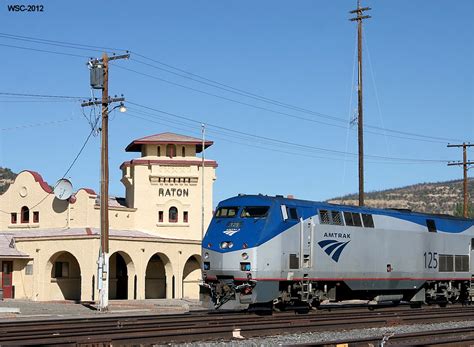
[6,228,181,240]
[0,233,31,259]
[9,228,160,239]
[94,196,130,209]
[126,132,213,153]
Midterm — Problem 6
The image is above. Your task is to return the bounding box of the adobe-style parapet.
[121,132,217,241]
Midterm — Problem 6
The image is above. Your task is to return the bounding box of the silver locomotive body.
[201,195,474,309]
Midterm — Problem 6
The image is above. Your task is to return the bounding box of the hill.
[328,178,473,217]
[0,167,471,217]
[0,167,17,194]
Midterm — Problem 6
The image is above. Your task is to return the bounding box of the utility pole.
[201,124,205,239]
[447,142,474,218]
[81,52,129,311]
[349,0,371,207]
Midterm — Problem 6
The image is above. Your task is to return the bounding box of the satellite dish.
[54,179,73,200]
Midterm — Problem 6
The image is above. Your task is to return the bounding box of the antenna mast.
[350,0,371,206]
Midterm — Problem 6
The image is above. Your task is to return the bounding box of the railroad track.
[0,305,474,345]
[324,326,474,346]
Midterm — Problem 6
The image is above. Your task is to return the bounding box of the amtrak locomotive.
[200,194,474,310]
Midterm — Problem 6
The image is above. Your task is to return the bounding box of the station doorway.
[182,255,201,299]
[47,251,81,301]
[145,253,168,299]
[2,261,13,299]
[109,252,129,300]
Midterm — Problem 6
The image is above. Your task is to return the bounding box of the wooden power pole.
[448,142,473,218]
[350,0,371,207]
[82,52,129,311]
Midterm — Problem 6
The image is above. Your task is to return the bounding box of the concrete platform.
[0,299,204,319]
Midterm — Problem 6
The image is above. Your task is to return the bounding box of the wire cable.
[0,32,128,53]
[0,43,88,58]
[1,117,79,131]
[27,125,97,210]
[129,52,465,144]
[126,101,451,164]
[0,32,466,143]
[0,92,86,99]
[118,64,462,144]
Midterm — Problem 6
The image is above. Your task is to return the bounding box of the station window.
[158,211,163,223]
[21,206,29,223]
[10,213,17,224]
[166,144,176,158]
[33,211,40,223]
[182,146,185,157]
[361,214,374,228]
[54,262,69,278]
[157,146,161,157]
[183,211,189,223]
[169,207,178,223]
[426,219,437,233]
[25,263,33,276]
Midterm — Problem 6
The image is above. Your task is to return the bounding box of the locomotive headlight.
[220,241,234,249]
[241,252,249,260]
[204,252,209,259]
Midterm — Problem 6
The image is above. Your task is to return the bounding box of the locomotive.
[200,194,474,310]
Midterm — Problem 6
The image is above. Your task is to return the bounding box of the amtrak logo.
[223,229,239,236]
[223,221,241,236]
[318,239,351,262]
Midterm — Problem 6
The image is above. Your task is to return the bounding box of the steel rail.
[0,305,473,345]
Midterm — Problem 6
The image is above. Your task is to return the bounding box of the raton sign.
[158,188,189,197]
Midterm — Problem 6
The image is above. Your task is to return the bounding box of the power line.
[0,43,88,58]
[0,92,85,99]
[118,64,461,145]
[1,117,79,131]
[28,125,97,210]
[0,99,79,103]
[124,110,441,166]
[0,33,465,144]
[130,53,464,144]
[126,101,450,164]
[0,32,128,53]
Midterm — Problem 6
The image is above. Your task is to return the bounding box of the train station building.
[0,132,217,302]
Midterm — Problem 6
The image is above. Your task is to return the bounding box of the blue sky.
[1,0,473,205]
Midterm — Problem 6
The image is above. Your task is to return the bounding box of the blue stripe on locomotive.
[202,195,474,253]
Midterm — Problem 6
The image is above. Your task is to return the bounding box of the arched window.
[166,144,176,158]
[169,206,178,223]
[21,206,29,223]
[181,146,185,157]
[157,146,161,157]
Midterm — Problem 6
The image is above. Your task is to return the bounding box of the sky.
[0,0,473,206]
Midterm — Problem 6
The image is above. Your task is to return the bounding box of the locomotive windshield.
[215,206,239,218]
[241,206,270,218]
